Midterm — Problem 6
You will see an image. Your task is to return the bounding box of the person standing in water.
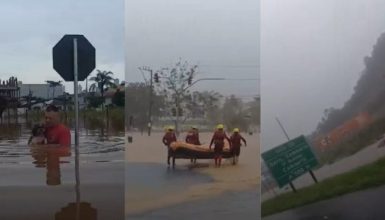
[209,124,231,167]
[44,105,71,147]
[185,126,201,145]
[162,126,177,166]
[185,126,201,163]
[230,128,247,165]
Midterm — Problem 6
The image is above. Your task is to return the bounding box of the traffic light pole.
[175,94,180,137]
[148,70,153,136]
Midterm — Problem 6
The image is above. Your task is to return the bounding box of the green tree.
[187,90,223,125]
[222,95,249,132]
[112,89,125,107]
[87,95,105,108]
[0,96,7,118]
[125,82,165,130]
[89,70,116,109]
[245,96,261,126]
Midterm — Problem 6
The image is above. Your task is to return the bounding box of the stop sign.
[53,35,96,81]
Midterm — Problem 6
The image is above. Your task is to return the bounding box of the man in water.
[162,126,177,166]
[229,128,247,165]
[209,124,231,167]
[44,105,71,147]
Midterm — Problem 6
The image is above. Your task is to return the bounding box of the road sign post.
[73,38,79,148]
[53,35,95,210]
[275,117,297,192]
[53,34,95,146]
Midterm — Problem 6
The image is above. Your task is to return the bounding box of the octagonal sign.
[53,35,95,81]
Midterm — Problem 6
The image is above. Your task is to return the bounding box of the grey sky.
[0,0,124,93]
[261,0,385,151]
[125,0,260,100]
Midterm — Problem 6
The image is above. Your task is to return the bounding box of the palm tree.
[89,70,116,107]
[46,80,62,99]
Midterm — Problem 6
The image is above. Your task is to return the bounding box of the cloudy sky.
[0,0,124,92]
[261,0,385,151]
[125,0,260,101]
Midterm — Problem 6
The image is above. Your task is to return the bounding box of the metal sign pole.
[275,117,297,192]
[74,38,80,147]
[275,117,318,189]
[73,38,81,220]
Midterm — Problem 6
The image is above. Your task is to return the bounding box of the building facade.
[19,83,65,99]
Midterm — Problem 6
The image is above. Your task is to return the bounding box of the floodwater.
[128,189,260,220]
[0,119,125,220]
[125,131,260,219]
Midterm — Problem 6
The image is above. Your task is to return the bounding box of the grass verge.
[262,156,385,217]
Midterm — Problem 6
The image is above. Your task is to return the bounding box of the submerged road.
[127,189,260,220]
[263,184,385,220]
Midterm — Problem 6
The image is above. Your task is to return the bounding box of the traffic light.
[187,76,192,85]
[171,108,176,116]
[154,73,159,83]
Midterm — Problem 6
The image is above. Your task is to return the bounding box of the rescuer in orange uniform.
[209,124,231,167]
[162,126,177,166]
[229,128,247,165]
[185,126,201,145]
[186,126,201,163]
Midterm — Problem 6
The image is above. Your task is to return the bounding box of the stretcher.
[168,141,234,167]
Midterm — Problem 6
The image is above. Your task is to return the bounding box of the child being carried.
[28,124,47,145]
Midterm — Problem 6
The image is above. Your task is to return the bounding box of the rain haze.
[125,0,260,101]
[261,0,385,151]
[0,0,124,92]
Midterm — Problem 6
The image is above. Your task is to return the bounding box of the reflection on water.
[55,202,97,220]
[126,162,213,201]
[0,116,125,220]
[30,146,71,186]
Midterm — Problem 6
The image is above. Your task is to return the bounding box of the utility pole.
[139,66,153,136]
[148,69,153,136]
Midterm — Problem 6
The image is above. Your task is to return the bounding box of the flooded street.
[0,120,125,220]
[126,131,260,218]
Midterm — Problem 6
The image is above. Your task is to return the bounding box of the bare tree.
[154,59,198,135]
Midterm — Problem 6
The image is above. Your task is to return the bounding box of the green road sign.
[262,135,318,188]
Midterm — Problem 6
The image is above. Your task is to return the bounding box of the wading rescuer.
[185,126,201,145]
[162,126,177,166]
[209,124,231,167]
[186,126,201,163]
[230,128,247,165]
